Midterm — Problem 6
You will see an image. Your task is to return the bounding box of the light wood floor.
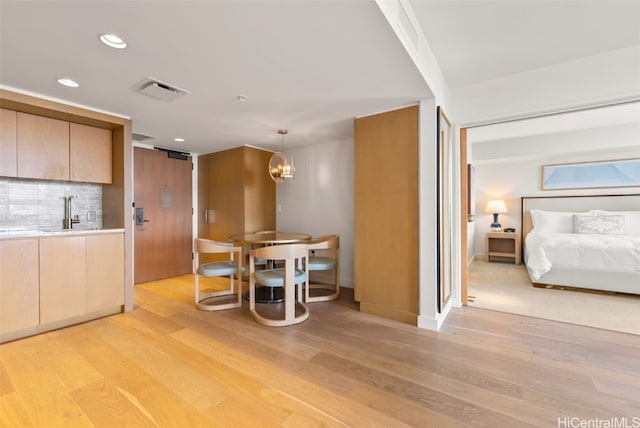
[1,275,638,427]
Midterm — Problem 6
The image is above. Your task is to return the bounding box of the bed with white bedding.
[522,195,640,295]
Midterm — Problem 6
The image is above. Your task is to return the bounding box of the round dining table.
[229,231,311,303]
[228,231,311,245]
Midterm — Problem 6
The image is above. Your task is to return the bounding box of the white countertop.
[0,228,125,240]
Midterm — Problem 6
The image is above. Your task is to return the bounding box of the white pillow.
[573,215,625,234]
[595,210,640,235]
[530,209,592,233]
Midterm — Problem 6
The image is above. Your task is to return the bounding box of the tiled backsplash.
[0,178,102,231]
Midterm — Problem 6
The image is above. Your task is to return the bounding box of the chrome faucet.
[63,195,80,229]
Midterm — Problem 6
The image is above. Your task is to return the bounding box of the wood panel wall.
[207,147,246,241]
[354,105,419,325]
[199,145,276,249]
[243,146,276,233]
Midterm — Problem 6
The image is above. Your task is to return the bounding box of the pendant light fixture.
[269,129,295,183]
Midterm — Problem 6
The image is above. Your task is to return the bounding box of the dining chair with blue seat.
[194,238,243,311]
[305,235,340,303]
[251,230,278,269]
[249,243,309,326]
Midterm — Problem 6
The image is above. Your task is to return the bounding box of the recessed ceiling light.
[57,78,79,88]
[174,137,185,142]
[99,33,127,49]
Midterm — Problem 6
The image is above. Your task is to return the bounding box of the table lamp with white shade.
[485,200,507,231]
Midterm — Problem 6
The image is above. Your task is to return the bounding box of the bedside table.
[486,232,521,264]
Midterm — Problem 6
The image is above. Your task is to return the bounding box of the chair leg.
[195,273,243,311]
[305,267,340,303]
[249,261,310,326]
[249,271,256,312]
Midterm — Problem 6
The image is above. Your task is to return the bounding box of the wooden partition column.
[354,105,419,325]
[198,146,275,264]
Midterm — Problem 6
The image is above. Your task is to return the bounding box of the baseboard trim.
[417,298,453,331]
[359,302,417,325]
[1,306,123,344]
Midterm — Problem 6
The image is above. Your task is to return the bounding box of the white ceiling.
[0,1,430,154]
[410,0,640,89]
[1,1,639,155]
[468,101,640,143]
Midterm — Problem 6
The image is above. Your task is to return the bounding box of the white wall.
[275,138,354,287]
[377,0,454,329]
[418,98,442,328]
[467,221,475,261]
[472,145,640,256]
[277,1,453,330]
[466,138,475,262]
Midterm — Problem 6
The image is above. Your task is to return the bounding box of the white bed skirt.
[528,266,640,295]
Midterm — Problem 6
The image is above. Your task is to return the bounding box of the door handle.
[135,207,151,226]
[204,209,214,224]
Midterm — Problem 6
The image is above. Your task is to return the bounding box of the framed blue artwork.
[542,158,640,190]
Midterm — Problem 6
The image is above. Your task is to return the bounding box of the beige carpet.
[468,260,640,336]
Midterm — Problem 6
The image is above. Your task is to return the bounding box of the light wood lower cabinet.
[0,239,39,336]
[86,234,124,312]
[40,233,124,324]
[0,232,125,341]
[39,235,87,324]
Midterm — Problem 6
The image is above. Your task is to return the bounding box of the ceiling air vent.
[132,132,154,142]
[136,77,190,101]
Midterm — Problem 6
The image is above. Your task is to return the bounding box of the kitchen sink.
[39,227,101,233]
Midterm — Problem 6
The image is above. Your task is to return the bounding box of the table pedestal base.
[244,286,284,304]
